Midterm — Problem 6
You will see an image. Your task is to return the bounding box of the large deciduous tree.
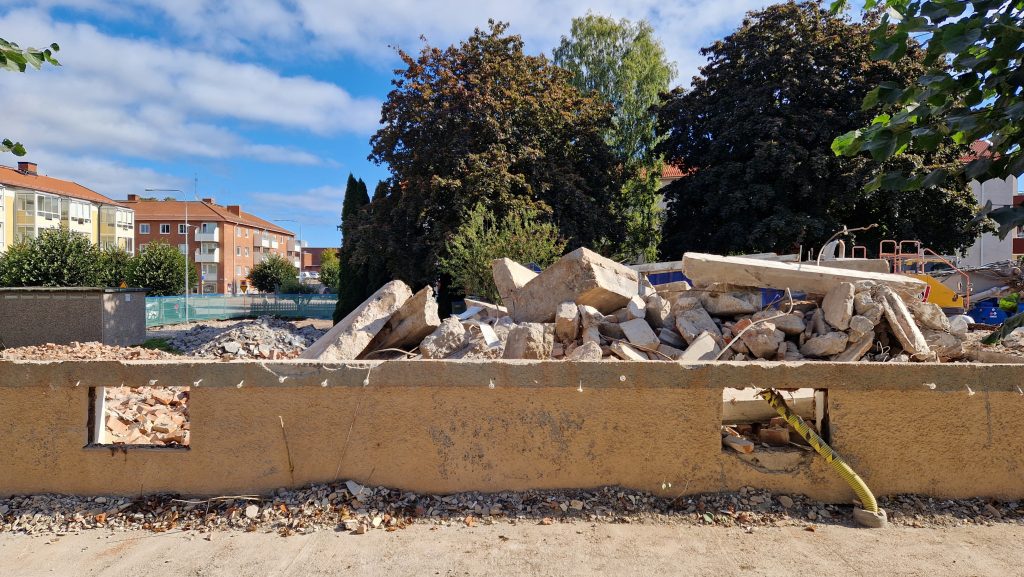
[127,241,198,296]
[656,1,979,257]
[0,228,99,287]
[554,14,676,263]
[830,0,1024,238]
[359,20,622,292]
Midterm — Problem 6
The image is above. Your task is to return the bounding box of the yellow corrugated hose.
[757,388,879,514]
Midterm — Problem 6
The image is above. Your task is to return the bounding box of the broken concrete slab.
[847,314,876,343]
[491,258,538,307]
[644,294,673,329]
[301,280,413,360]
[678,331,721,362]
[619,318,661,350]
[420,317,469,359]
[610,340,648,361]
[657,328,686,348]
[682,252,927,295]
[502,323,554,359]
[360,286,440,357]
[463,298,508,320]
[656,343,685,360]
[598,321,625,340]
[554,302,580,343]
[752,310,805,335]
[566,340,603,361]
[700,290,758,316]
[922,329,964,361]
[906,300,951,332]
[822,282,855,331]
[833,334,874,362]
[509,248,639,322]
[675,307,723,346]
[873,285,933,360]
[800,332,849,357]
[740,323,783,360]
[626,295,647,320]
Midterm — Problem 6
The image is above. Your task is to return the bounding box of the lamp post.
[273,219,302,282]
[146,188,194,323]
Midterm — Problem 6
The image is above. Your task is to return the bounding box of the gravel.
[167,316,327,359]
[0,342,176,361]
[1,484,1020,537]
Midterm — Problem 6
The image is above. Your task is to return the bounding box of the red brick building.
[123,195,300,294]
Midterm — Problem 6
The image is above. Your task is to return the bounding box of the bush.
[97,246,133,287]
[439,203,566,303]
[127,241,198,296]
[249,253,297,293]
[0,228,100,287]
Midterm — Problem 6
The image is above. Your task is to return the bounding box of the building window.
[236,227,241,237]
[178,223,187,234]
[236,266,242,276]
[244,229,249,237]
[179,244,187,255]
[139,243,147,252]
[139,223,150,234]
[160,224,170,234]
[236,246,241,256]
[244,266,249,275]
[36,194,59,220]
[244,247,249,257]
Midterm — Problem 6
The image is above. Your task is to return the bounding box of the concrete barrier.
[1,360,1022,501]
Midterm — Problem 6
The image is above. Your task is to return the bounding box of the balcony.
[195,226,219,242]
[292,259,300,268]
[270,240,279,249]
[260,236,270,248]
[194,248,220,263]
[287,239,308,252]
[200,271,218,281]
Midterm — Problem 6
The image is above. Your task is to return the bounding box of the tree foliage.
[319,249,340,294]
[127,241,198,296]
[1,38,60,156]
[554,14,676,262]
[97,246,133,287]
[0,228,99,286]
[440,203,567,303]
[334,174,374,321]
[830,0,1024,238]
[248,253,297,293]
[656,1,980,257]
[357,21,623,291]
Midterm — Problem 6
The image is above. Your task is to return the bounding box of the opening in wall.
[88,386,190,448]
[720,388,827,471]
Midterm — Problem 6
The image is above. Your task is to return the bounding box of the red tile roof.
[123,198,294,236]
[0,165,125,207]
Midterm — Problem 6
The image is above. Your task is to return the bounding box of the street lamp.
[273,219,302,282]
[146,188,195,323]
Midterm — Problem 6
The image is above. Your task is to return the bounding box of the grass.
[139,337,182,354]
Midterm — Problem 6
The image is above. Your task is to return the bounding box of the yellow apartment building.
[0,161,134,254]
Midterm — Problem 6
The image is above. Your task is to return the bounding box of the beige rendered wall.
[1,360,1022,501]
[1,190,12,250]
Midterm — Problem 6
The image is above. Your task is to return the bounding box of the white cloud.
[248,186,345,228]
[7,0,776,84]
[0,8,380,168]
[23,150,187,200]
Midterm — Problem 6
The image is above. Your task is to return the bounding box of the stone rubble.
[0,483,1019,537]
[296,247,981,364]
[169,316,326,359]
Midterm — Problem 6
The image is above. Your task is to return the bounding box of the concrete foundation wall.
[1,360,1022,501]
[0,288,146,348]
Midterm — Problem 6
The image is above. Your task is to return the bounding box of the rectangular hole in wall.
[720,388,827,470]
[87,386,190,448]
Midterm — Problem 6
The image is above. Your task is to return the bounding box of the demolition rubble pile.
[103,386,189,446]
[302,248,969,363]
[170,316,326,359]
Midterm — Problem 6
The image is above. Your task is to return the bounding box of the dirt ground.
[2,523,1021,577]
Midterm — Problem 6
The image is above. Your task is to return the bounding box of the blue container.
[970,303,1007,325]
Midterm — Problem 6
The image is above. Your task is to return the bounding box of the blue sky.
[0,0,857,247]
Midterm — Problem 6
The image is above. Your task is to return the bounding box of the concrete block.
[800,332,849,357]
[675,307,723,346]
[491,258,538,308]
[301,280,413,360]
[567,340,602,361]
[502,323,554,359]
[657,328,686,348]
[873,285,932,360]
[610,340,648,361]
[361,286,440,357]
[510,248,639,322]
[678,331,721,361]
[822,282,855,331]
[645,294,672,329]
[554,302,580,343]
[619,318,660,350]
[420,317,468,359]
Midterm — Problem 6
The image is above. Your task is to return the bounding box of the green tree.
[830,0,1024,237]
[554,14,676,262]
[1,38,60,155]
[360,20,622,291]
[248,253,297,293]
[656,1,980,256]
[0,228,99,286]
[333,174,373,321]
[440,203,567,303]
[97,246,132,287]
[128,241,198,296]
[319,249,340,293]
